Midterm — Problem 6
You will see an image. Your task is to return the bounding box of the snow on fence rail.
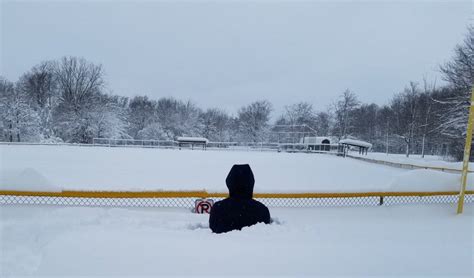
[1,190,472,208]
[346,154,473,174]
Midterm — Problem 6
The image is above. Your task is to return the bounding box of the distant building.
[299,136,332,151]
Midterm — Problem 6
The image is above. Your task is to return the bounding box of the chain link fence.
[1,192,472,209]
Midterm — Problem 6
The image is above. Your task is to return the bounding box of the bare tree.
[283,102,316,127]
[54,56,104,112]
[333,89,359,139]
[418,78,437,157]
[352,103,379,142]
[434,26,474,159]
[390,82,420,157]
[440,26,474,91]
[272,102,318,142]
[376,105,394,155]
[314,111,331,136]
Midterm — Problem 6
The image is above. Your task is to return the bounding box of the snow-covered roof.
[176,137,209,143]
[339,139,372,149]
[299,136,331,144]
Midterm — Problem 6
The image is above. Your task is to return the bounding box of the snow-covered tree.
[237,100,272,142]
[200,108,231,142]
[155,98,181,139]
[16,61,58,139]
[128,96,156,138]
[155,98,202,139]
[0,78,41,142]
[52,57,105,143]
[92,94,129,139]
[137,122,166,140]
[177,100,203,137]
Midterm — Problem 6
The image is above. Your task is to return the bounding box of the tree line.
[1,27,472,160]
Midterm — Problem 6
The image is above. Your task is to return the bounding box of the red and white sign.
[194,198,214,214]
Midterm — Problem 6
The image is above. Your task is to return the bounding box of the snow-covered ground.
[1,146,473,276]
[354,151,464,170]
[1,145,473,192]
[1,204,472,277]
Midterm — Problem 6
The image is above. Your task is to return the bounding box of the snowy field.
[1,145,473,192]
[1,204,472,277]
[353,151,465,170]
[1,145,473,277]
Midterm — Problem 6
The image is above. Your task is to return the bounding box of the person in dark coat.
[209,164,271,233]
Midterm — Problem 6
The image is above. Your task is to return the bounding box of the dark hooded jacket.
[209,164,271,233]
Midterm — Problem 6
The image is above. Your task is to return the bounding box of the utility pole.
[457,87,474,214]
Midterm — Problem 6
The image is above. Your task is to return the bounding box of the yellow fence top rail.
[1,190,473,199]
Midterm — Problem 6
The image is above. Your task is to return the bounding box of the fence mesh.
[1,194,472,209]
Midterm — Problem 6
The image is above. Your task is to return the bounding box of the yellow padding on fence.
[0,190,473,199]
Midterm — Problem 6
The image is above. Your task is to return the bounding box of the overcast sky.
[1,0,472,115]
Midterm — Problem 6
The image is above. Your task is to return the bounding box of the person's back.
[209,164,271,233]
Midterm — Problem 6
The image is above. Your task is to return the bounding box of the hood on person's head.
[226,164,255,199]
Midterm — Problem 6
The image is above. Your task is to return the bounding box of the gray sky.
[1,0,472,116]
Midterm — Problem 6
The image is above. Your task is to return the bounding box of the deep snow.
[0,204,472,277]
[355,151,465,170]
[1,145,473,193]
[1,145,473,277]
